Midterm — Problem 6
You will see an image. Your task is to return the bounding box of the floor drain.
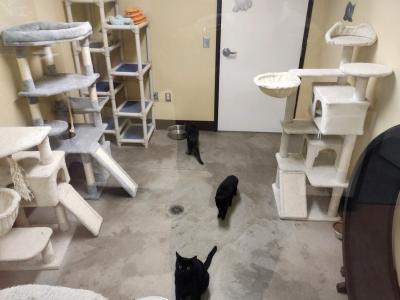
[169,205,184,215]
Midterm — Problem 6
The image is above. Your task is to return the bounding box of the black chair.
[340,125,400,299]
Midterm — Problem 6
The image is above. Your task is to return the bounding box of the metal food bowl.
[167,125,187,140]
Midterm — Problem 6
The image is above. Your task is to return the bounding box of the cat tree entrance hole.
[169,205,184,215]
[60,131,76,140]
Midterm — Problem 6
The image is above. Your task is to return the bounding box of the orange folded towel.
[126,8,141,14]
[125,8,147,24]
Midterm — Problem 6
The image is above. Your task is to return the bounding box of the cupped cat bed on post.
[254,72,301,98]
[325,21,377,84]
[325,22,377,47]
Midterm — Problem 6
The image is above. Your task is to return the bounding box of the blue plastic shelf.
[103,117,115,131]
[121,123,153,141]
[120,100,150,113]
[115,64,147,73]
[96,80,121,93]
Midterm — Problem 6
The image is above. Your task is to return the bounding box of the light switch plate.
[165,91,172,102]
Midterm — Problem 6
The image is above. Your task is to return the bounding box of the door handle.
[222,48,237,57]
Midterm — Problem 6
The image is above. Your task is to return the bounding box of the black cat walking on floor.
[215,175,239,220]
[186,124,204,165]
[175,246,217,300]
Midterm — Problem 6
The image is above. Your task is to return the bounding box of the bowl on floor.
[167,125,187,140]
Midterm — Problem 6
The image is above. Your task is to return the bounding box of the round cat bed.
[254,72,301,98]
[325,22,377,47]
[2,22,92,47]
[0,285,106,300]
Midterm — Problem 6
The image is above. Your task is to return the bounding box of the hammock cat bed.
[2,22,92,46]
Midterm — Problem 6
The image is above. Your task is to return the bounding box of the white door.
[218,0,310,132]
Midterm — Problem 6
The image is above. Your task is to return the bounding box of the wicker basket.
[0,188,20,236]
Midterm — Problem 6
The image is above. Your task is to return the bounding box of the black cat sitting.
[175,246,217,300]
[186,124,204,165]
[215,175,239,220]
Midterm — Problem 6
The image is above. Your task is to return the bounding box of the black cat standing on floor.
[215,175,239,220]
[175,246,217,300]
[186,124,204,165]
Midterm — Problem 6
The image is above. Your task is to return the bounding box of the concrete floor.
[0,130,346,300]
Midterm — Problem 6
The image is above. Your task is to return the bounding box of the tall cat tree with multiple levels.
[254,22,392,221]
[2,21,138,199]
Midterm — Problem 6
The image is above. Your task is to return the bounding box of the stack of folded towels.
[125,8,147,25]
[107,15,132,25]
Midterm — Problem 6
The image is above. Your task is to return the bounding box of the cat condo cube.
[255,22,392,221]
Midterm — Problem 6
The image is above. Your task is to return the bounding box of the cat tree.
[2,21,138,199]
[254,22,392,221]
[0,126,102,270]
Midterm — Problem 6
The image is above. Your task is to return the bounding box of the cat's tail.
[204,246,217,270]
[221,209,227,220]
[194,147,204,165]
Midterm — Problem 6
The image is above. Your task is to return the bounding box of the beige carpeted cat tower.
[0,126,102,270]
[254,21,392,221]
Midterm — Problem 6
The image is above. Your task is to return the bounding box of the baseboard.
[156,120,216,131]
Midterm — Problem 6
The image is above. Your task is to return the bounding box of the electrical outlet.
[165,91,172,102]
[153,91,159,101]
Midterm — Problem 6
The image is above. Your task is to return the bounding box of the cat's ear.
[176,252,182,259]
[191,255,197,260]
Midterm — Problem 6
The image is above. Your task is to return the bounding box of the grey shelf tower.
[64,0,156,147]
